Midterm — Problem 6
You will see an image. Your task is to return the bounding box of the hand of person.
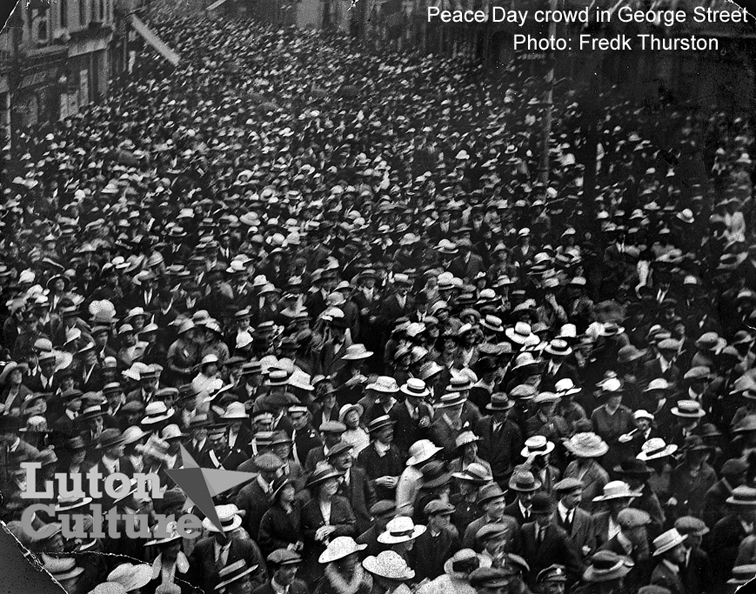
[316,526,336,541]
[418,417,430,428]
[618,433,633,443]
[666,497,678,507]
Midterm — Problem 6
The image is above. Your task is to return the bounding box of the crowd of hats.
[0,7,755,594]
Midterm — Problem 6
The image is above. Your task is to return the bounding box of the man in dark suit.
[448,239,486,282]
[411,500,460,583]
[252,549,309,594]
[25,351,59,393]
[233,452,284,540]
[675,516,713,594]
[462,483,521,552]
[390,379,434,457]
[650,528,688,594]
[377,275,414,335]
[519,493,583,588]
[540,340,580,392]
[304,421,346,472]
[553,478,596,561]
[188,504,268,594]
[475,394,523,487]
[356,416,404,502]
[599,508,652,592]
[330,441,376,535]
[503,470,541,527]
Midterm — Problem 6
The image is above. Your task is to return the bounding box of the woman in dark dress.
[258,476,303,557]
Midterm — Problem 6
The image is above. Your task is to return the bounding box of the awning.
[206,0,231,12]
[127,14,180,66]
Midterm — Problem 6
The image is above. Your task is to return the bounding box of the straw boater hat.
[582,551,634,582]
[636,438,678,461]
[363,551,415,581]
[521,435,555,458]
[652,529,687,556]
[318,537,367,564]
[202,504,243,533]
[377,517,426,544]
[671,400,706,418]
[107,563,154,591]
[214,560,258,592]
[726,486,756,506]
[145,521,184,547]
[565,432,609,458]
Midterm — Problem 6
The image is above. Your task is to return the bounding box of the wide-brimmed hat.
[726,486,756,507]
[554,378,581,397]
[306,464,344,488]
[202,504,243,533]
[342,344,374,361]
[480,315,504,333]
[652,529,687,556]
[728,565,756,586]
[96,428,126,450]
[0,361,29,384]
[55,495,93,513]
[681,435,714,454]
[221,402,249,421]
[407,439,442,466]
[455,431,481,450]
[363,551,415,581]
[43,556,85,582]
[318,537,367,564]
[107,563,153,591]
[637,438,678,461]
[377,516,426,544]
[141,401,175,425]
[614,459,653,478]
[452,462,493,485]
[733,414,756,433]
[521,435,555,458]
[511,352,542,373]
[583,551,634,583]
[592,481,641,502]
[486,393,514,411]
[565,432,609,458]
[366,415,395,434]
[505,322,539,346]
[214,560,259,592]
[443,549,483,578]
[366,376,399,393]
[419,460,452,489]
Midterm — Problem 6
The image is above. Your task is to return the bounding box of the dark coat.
[650,560,686,594]
[411,527,460,583]
[681,546,713,594]
[300,495,357,580]
[257,501,302,556]
[554,506,596,560]
[519,521,583,586]
[338,466,376,535]
[187,536,268,594]
[474,416,523,482]
[234,478,275,540]
[356,442,404,501]
[708,513,750,587]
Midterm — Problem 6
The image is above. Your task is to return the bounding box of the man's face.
[275,565,298,586]
[142,377,158,393]
[290,413,307,430]
[540,581,565,594]
[669,543,686,564]
[193,427,208,441]
[40,360,55,376]
[106,443,125,459]
[485,497,505,518]
[210,433,227,452]
[333,451,352,471]
[377,426,393,443]
[518,491,535,506]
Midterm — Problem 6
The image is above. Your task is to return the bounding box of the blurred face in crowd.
[376,425,393,444]
[290,412,308,430]
[484,496,505,520]
[274,563,299,586]
[210,432,227,453]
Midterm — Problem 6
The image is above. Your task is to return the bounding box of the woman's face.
[9,370,22,385]
[345,410,360,429]
[320,478,339,498]
[336,553,359,573]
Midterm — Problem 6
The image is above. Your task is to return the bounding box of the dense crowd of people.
[1,9,756,594]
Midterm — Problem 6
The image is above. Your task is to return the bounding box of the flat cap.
[254,452,285,472]
[617,508,651,529]
[469,568,511,589]
[370,500,397,517]
[476,523,510,541]
[424,500,455,517]
[674,516,709,536]
[553,478,583,493]
[267,549,302,566]
[537,564,568,583]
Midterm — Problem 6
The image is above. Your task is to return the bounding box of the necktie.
[217,543,230,568]
[563,511,573,532]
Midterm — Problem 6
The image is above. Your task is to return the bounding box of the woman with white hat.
[563,432,610,511]
[416,549,483,594]
[362,551,414,594]
[315,537,371,594]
